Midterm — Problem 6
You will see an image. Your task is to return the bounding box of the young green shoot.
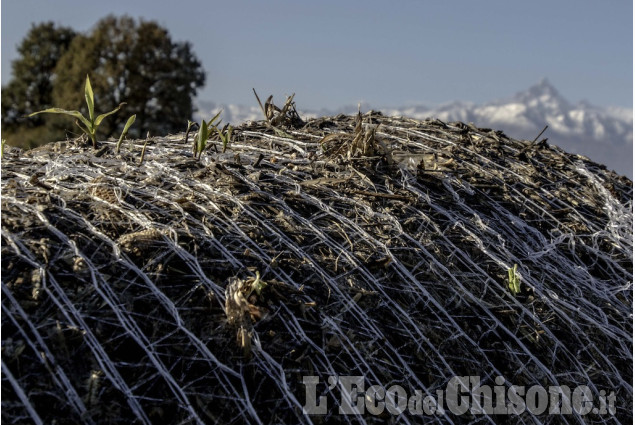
[192,110,222,158]
[1,139,6,159]
[116,114,137,154]
[28,75,131,149]
[195,119,209,159]
[507,264,521,295]
[185,120,196,145]
[217,123,233,153]
[249,271,267,297]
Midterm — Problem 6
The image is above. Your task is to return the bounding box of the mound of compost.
[1,109,632,424]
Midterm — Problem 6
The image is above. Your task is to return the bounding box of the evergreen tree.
[52,15,205,139]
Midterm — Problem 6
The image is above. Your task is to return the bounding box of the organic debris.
[1,111,632,424]
[254,89,305,129]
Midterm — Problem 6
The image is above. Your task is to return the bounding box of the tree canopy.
[2,15,206,146]
[1,22,77,145]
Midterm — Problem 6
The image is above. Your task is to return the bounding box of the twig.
[253,153,264,168]
[349,189,412,201]
[252,88,269,126]
[532,125,548,143]
[139,138,150,165]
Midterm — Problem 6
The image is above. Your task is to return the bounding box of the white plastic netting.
[1,112,632,424]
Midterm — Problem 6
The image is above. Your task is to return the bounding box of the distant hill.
[195,80,633,177]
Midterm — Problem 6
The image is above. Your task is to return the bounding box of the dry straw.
[1,96,632,424]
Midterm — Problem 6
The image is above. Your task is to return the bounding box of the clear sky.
[1,0,633,109]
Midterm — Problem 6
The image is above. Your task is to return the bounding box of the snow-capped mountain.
[195,79,633,177]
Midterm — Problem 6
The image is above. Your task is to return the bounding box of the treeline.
[2,15,205,148]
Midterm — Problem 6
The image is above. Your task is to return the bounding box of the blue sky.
[1,0,633,109]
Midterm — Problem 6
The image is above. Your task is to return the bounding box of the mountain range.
[195,79,633,177]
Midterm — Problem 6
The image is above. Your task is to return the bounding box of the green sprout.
[507,264,521,295]
[115,114,137,154]
[1,139,6,159]
[216,123,233,153]
[185,120,196,145]
[249,271,267,297]
[28,75,132,149]
[195,119,210,159]
[192,110,222,158]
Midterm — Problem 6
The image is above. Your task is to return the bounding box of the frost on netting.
[1,112,632,424]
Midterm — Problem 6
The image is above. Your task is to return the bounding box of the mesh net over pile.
[1,111,632,424]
